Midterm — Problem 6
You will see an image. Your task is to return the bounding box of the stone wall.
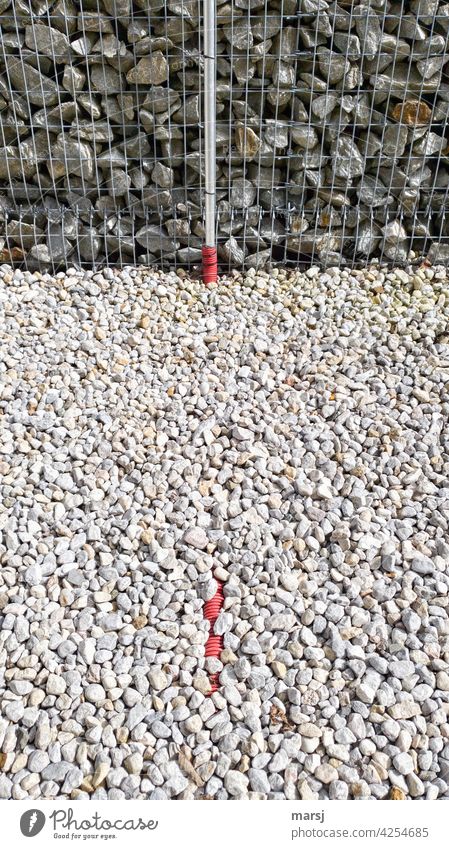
[0,0,449,269]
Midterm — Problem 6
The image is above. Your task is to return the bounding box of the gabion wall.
[0,0,449,271]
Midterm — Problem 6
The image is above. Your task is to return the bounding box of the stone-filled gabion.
[0,0,449,269]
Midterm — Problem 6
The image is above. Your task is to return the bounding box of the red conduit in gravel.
[204,579,224,693]
[202,246,218,285]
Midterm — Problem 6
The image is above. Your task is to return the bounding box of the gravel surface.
[1,261,449,801]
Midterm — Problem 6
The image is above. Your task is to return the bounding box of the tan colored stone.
[140,529,154,544]
[298,780,318,800]
[132,614,148,630]
[392,100,432,126]
[92,763,110,789]
[235,126,260,160]
[271,661,287,679]
[389,787,406,800]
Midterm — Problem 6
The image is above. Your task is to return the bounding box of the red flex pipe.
[202,246,218,285]
[203,579,224,693]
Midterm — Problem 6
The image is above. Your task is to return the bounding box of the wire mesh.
[0,0,449,272]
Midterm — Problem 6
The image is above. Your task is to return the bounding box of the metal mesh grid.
[1,0,449,272]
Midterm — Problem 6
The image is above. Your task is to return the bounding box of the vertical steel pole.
[202,0,218,283]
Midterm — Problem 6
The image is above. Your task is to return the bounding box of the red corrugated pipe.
[202,246,218,285]
[204,579,224,692]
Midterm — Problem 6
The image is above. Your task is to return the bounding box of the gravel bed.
[1,261,449,801]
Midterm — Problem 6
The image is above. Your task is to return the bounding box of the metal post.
[202,0,218,283]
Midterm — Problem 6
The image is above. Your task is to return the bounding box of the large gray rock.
[126,53,169,84]
[49,135,95,182]
[90,64,122,93]
[24,24,72,61]
[8,59,59,106]
[331,137,364,180]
